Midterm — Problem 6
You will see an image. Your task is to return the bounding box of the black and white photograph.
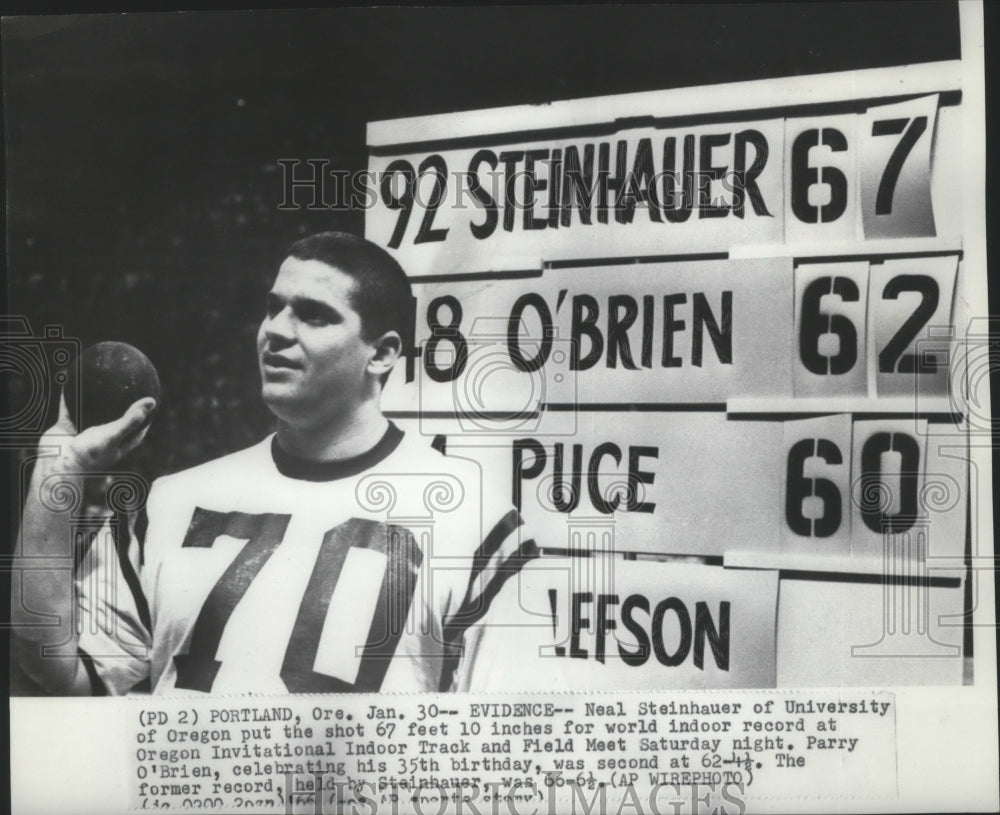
[4,3,997,813]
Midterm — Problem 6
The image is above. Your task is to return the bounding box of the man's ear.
[368,330,403,378]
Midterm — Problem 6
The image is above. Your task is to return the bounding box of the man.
[12,231,536,695]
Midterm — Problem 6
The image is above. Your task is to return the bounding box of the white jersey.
[77,425,534,695]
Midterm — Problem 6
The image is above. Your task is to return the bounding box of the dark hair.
[285,231,413,370]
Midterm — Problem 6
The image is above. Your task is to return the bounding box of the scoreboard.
[366,61,974,689]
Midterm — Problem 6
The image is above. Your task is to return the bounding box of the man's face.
[257,256,376,426]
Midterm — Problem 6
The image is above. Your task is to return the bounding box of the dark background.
[2,2,966,480]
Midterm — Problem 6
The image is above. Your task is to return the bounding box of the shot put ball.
[65,341,161,430]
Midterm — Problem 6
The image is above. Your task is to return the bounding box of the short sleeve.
[76,510,152,694]
[443,492,541,691]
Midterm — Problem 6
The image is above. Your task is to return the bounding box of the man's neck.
[275,403,389,462]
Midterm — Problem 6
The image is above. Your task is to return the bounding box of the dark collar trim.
[271,422,404,482]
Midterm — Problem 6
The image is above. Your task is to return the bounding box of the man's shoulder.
[390,433,511,502]
[389,432,521,546]
[150,437,273,496]
[390,430,478,475]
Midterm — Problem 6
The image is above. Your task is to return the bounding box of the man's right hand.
[49,393,157,472]
[10,393,157,694]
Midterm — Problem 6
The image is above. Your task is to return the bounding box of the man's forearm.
[10,450,89,694]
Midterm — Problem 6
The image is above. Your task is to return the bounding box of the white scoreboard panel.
[367,61,973,688]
